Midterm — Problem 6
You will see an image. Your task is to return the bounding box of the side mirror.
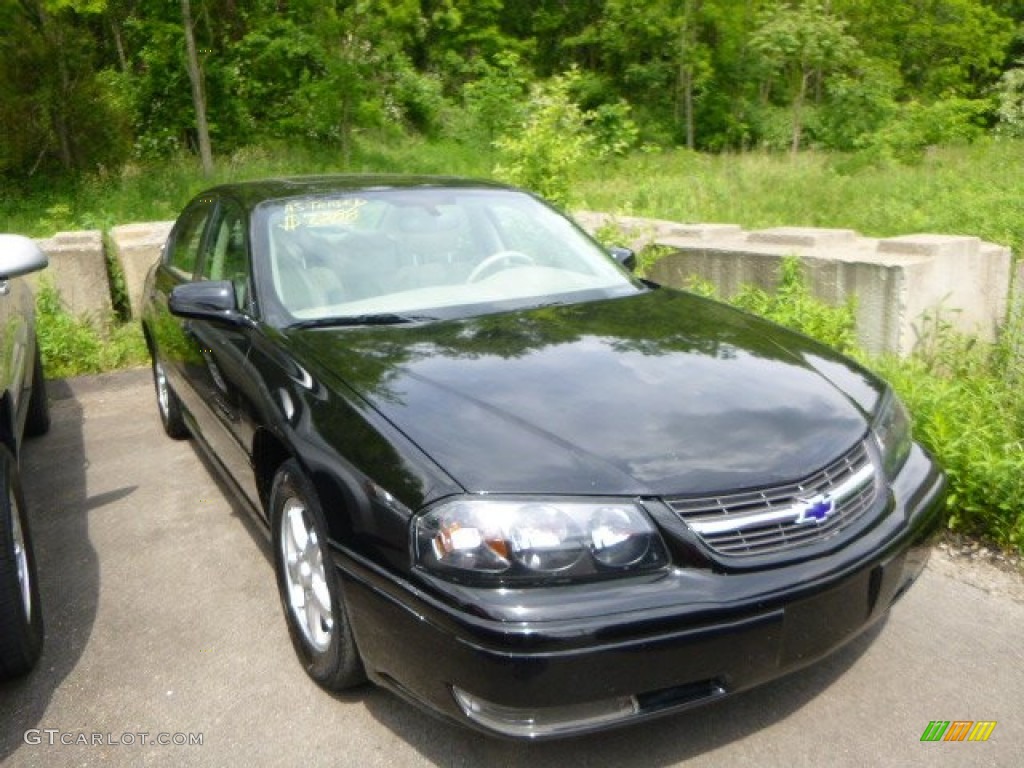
[169,280,249,326]
[0,235,48,279]
[608,246,636,272]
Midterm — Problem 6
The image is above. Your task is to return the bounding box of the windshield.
[253,187,643,325]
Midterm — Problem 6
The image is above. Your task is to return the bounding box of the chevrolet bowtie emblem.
[794,495,835,525]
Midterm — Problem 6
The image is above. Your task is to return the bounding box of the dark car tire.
[0,445,44,680]
[152,357,188,440]
[24,341,50,438]
[270,459,366,691]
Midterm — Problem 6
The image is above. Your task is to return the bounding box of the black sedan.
[142,176,944,739]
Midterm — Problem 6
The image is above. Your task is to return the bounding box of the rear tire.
[152,357,188,439]
[271,459,365,691]
[24,340,50,438]
[0,445,44,680]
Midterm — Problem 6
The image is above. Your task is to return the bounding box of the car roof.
[193,175,516,209]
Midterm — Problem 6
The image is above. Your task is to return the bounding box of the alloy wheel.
[154,360,170,419]
[280,497,334,653]
[9,490,31,622]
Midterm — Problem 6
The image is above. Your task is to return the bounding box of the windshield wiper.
[288,313,437,329]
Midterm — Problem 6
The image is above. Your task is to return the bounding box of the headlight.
[872,390,912,479]
[413,498,669,585]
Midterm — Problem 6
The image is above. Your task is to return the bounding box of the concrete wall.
[33,230,113,319]
[574,212,1012,356]
[109,222,174,319]
[18,215,1017,359]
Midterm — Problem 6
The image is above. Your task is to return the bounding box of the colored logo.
[793,495,835,525]
[920,721,997,742]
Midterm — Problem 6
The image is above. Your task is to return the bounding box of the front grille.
[666,441,878,557]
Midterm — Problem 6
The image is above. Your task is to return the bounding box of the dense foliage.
[870,312,1024,553]
[35,277,148,377]
[3,0,1024,184]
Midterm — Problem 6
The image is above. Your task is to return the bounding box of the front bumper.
[334,445,945,739]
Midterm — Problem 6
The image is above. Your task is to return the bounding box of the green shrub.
[493,70,594,208]
[35,277,148,379]
[866,98,992,163]
[869,310,1024,551]
[729,256,859,353]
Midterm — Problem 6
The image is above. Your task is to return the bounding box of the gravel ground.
[930,532,1024,603]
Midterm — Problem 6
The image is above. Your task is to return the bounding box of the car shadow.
[0,379,105,761]
[360,614,889,766]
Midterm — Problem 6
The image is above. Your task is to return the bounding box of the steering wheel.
[466,250,536,283]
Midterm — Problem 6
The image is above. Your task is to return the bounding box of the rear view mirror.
[608,246,637,272]
[169,280,250,327]
[0,235,48,280]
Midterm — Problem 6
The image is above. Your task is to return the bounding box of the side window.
[200,203,251,312]
[165,202,212,277]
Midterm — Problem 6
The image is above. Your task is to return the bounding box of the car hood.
[290,289,883,497]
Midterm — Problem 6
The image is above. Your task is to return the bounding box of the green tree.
[460,51,531,142]
[750,2,859,154]
[181,0,213,174]
[419,0,520,73]
[0,0,128,176]
[568,0,714,147]
[995,60,1024,137]
[833,0,1013,99]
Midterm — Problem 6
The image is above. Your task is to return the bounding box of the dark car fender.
[245,329,462,574]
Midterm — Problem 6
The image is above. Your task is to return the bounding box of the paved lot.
[0,369,1021,767]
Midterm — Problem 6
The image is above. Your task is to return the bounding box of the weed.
[692,256,859,353]
[35,277,148,378]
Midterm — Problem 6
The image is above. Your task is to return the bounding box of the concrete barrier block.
[879,235,1011,354]
[748,227,858,248]
[573,211,743,252]
[626,221,1012,357]
[111,221,174,319]
[664,223,745,241]
[33,230,112,319]
[877,233,979,257]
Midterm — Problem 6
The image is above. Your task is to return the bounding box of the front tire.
[152,357,188,439]
[0,446,44,680]
[270,459,365,691]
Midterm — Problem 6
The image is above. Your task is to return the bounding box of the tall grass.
[575,140,1024,256]
[0,139,493,237]
[4,139,1024,258]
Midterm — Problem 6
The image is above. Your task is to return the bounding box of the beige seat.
[393,208,473,290]
[271,229,345,313]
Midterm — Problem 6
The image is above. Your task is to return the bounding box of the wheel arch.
[0,390,19,459]
[252,427,292,512]
[254,427,368,546]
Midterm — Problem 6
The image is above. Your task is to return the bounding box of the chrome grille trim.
[666,441,878,557]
